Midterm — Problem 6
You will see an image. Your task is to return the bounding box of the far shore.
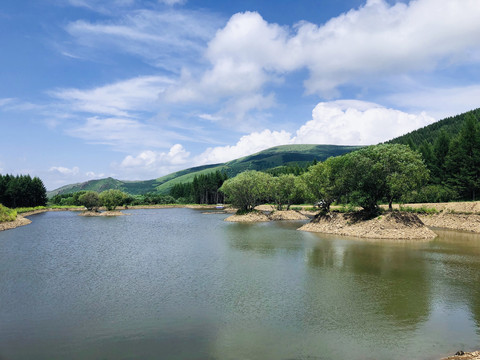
[3,201,480,237]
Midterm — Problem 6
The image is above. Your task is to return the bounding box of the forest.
[391,111,480,202]
[0,174,47,208]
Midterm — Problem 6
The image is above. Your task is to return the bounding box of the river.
[0,208,479,359]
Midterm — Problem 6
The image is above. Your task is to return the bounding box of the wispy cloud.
[51,75,174,117]
[64,8,223,70]
[66,116,177,150]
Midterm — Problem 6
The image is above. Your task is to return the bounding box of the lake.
[0,208,479,360]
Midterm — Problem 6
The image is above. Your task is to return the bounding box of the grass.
[0,204,17,222]
[398,205,439,215]
[15,205,84,214]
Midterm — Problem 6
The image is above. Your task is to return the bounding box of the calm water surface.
[0,208,479,360]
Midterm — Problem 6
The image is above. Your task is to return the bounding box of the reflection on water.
[0,209,479,360]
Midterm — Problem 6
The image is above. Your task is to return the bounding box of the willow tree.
[219,170,272,212]
[345,144,429,211]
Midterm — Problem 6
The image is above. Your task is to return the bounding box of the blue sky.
[1,0,480,190]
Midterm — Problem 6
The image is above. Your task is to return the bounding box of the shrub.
[0,204,17,222]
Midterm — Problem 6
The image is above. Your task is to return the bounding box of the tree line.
[169,171,228,204]
[0,174,47,208]
[219,144,429,213]
[406,113,480,202]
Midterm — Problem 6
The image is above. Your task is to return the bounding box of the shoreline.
[3,201,480,236]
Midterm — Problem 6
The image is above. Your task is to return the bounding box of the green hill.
[388,108,480,147]
[48,144,360,197]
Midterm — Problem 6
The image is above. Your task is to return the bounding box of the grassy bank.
[0,204,17,222]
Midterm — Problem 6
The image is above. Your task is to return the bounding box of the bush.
[99,189,128,211]
[78,191,100,211]
[0,204,17,222]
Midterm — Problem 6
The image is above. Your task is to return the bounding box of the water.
[0,208,479,360]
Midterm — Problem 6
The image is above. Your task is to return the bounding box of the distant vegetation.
[48,144,360,198]
[220,144,428,214]
[0,174,47,208]
[390,110,480,202]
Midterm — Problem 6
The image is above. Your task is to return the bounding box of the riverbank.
[225,209,309,222]
[298,211,437,240]
[0,215,31,231]
[443,351,480,359]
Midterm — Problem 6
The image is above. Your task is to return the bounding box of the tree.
[99,189,128,211]
[219,170,272,212]
[78,191,100,211]
[345,144,429,211]
[300,156,349,212]
[271,174,297,210]
[445,114,480,200]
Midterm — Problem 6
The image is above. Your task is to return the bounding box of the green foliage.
[389,108,480,202]
[99,189,128,211]
[219,170,272,212]
[389,108,480,148]
[0,204,17,222]
[402,185,458,203]
[0,174,47,208]
[270,174,299,210]
[78,191,101,211]
[142,193,176,205]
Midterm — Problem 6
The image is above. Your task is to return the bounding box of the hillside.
[388,108,480,147]
[48,144,360,197]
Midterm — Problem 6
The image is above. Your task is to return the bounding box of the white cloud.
[293,100,435,145]
[159,0,186,5]
[107,100,437,179]
[49,166,80,175]
[51,76,173,117]
[166,0,480,103]
[195,100,436,165]
[195,129,293,165]
[0,98,15,107]
[65,9,221,69]
[117,144,190,177]
[86,171,105,178]
[66,116,175,150]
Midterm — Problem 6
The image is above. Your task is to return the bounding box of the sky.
[1,0,480,190]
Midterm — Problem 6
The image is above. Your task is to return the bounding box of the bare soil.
[225,209,309,222]
[442,351,480,360]
[299,211,437,240]
[79,210,127,217]
[0,215,31,231]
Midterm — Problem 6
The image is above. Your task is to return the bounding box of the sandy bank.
[225,210,309,222]
[0,215,31,231]
[442,351,480,360]
[299,211,437,240]
[419,213,480,233]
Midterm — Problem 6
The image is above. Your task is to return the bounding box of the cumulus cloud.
[195,100,435,165]
[166,0,480,102]
[293,100,435,145]
[195,129,293,165]
[109,100,436,178]
[120,144,190,169]
[49,166,80,175]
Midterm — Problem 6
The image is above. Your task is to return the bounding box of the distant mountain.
[48,144,360,197]
[388,108,480,147]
